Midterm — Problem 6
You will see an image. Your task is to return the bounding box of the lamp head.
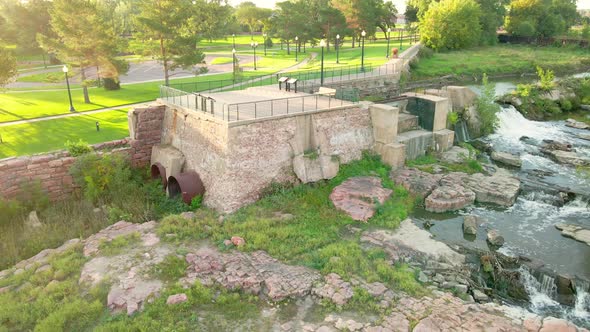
[62,65,68,73]
[387,27,391,32]
[263,33,267,37]
[336,34,340,39]
[361,30,366,37]
[319,39,326,47]
[295,36,298,41]
[232,48,236,54]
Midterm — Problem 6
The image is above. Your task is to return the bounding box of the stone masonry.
[0,103,165,202]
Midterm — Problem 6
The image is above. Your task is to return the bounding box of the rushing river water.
[411,84,590,326]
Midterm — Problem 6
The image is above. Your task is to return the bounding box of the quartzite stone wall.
[0,104,165,202]
[159,103,374,212]
[0,140,129,201]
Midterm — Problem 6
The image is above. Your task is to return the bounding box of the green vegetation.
[98,232,141,256]
[420,0,482,50]
[64,139,92,157]
[0,46,17,88]
[410,44,590,80]
[16,71,64,83]
[210,57,234,65]
[504,0,577,38]
[158,153,422,297]
[151,254,189,282]
[0,110,129,159]
[475,73,499,136]
[406,149,484,175]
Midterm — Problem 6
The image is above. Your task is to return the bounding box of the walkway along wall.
[0,103,165,201]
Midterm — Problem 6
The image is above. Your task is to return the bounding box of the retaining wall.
[0,103,165,202]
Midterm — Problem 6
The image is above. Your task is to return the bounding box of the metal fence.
[160,85,357,122]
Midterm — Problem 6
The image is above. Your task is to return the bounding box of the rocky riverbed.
[1,216,587,331]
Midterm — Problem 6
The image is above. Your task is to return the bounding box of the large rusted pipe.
[150,163,167,190]
[167,171,205,204]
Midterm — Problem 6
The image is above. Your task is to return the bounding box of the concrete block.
[433,129,455,152]
[432,99,450,132]
[369,104,400,144]
[379,143,406,170]
[151,144,185,180]
[444,86,478,111]
[293,154,339,183]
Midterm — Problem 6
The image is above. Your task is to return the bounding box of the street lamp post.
[263,33,267,56]
[320,39,326,86]
[250,41,258,70]
[232,48,237,82]
[295,36,299,62]
[336,34,340,64]
[361,30,366,72]
[232,33,236,49]
[399,28,403,51]
[62,65,75,112]
[386,27,391,58]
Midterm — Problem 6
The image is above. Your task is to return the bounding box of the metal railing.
[160,85,358,122]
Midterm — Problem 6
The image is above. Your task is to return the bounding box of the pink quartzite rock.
[539,317,577,332]
[312,273,354,305]
[329,176,393,221]
[425,184,476,213]
[166,293,188,305]
[390,168,442,197]
[231,236,245,246]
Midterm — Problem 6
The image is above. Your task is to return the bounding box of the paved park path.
[1,53,319,127]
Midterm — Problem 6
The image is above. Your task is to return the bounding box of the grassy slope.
[411,44,590,80]
[0,110,129,159]
[0,153,422,331]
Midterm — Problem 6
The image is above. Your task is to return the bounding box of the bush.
[475,73,499,135]
[64,139,92,156]
[418,46,434,59]
[69,153,134,203]
[536,66,555,91]
[103,77,121,90]
[420,0,482,50]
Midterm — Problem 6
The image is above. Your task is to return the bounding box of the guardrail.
[160,85,358,122]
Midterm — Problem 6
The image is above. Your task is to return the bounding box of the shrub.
[103,77,121,90]
[536,66,555,91]
[420,0,482,50]
[475,73,499,135]
[69,153,133,203]
[418,46,434,59]
[64,139,92,156]
[190,195,203,210]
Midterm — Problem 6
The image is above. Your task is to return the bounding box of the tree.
[317,5,348,51]
[134,0,205,86]
[420,0,482,50]
[191,0,233,42]
[504,0,577,37]
[476,0,507,44]
[376,1,398,34]
[332,0,384,46]
[271,1,307,54]
[235,2,272,38]
[0,47,17,89]
[38,0,124,103]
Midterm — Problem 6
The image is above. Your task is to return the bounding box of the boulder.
[578,133,590,141]
[329,177,393,222]
[231,236,246,247]
[487,229,505,247]
[425,185,476,213]
[542,139,573,152]
[472,289,489,302]
[565,118,589,130]
[491,151,522,168]
[555,223,590,246]
[540,317,577,332]
[390,168,442,197]
[439,146,470,164]
[166,293,188,305]
[25,211,42,229]
[463,170,520,206]
[462,215,480,235]
[293,154,339,184]
[544,150,590,166]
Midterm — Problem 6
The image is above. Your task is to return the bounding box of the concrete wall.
[159,102,373,212]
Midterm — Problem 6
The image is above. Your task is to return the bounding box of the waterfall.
[573,281,590,320]
[519,266,560,310]
[454,120,471,143]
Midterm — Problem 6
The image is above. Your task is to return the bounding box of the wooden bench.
[278,77,289,90]
[315,87,337,97]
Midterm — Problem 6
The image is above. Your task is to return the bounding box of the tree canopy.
[505,0,578,37]
[0,46,17,88]
[420,0,482,50]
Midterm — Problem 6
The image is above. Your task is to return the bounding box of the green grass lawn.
[210,57,234,65]
[411,44,590,80]
[0,110,129,158]
[17,71,65,83]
